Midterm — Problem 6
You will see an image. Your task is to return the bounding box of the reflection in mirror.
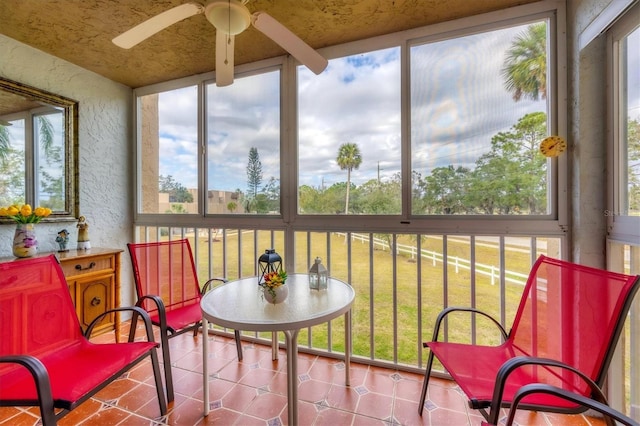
[0,77,78,221]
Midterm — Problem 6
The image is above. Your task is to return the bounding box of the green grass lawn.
[152,228,542,368]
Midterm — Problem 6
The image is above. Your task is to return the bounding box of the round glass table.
[201,274,355,425]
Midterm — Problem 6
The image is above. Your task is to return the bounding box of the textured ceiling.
[0,91,42,116]
[0,0,538,89]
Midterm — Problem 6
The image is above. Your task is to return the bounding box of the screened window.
[608,2,639,240]
[605,4,640,417]
[297,48,401,215]
[615,22,639,217]
[136,72,281,216]
[135,4,564,226]
[206,71,281,215]
[138,86,198,214]
[410,20,552,215]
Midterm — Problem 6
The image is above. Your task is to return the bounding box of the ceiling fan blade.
[113,2,204,49]
[215,30,235,87]
[252,12,328,75]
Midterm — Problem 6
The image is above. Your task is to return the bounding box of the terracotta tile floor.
[1,328,609,426]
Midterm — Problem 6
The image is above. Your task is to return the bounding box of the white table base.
[202,312,352,424]
[201,275,354,425]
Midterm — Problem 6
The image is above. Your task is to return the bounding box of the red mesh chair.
[0,255,166,425]
[127,238,243,402]
[418,255,640,424]
[494,383,638,426]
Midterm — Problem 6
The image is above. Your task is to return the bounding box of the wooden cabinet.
[56,248,122,337]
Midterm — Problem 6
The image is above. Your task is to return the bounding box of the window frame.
[606,2,640,244]
[204,66,283,217]
[406,15,560,219]
[288,2,567,235]
[133,1,568,240]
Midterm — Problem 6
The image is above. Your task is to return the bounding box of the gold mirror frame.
[0,77,79,222]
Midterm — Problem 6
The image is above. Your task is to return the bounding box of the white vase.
[263,284,288,304]
[13,223,38,258]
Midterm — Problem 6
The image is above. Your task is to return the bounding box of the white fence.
[341,232,530,286]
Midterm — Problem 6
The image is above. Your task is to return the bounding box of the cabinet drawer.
[60,255,115,278]
[78,275,114,333]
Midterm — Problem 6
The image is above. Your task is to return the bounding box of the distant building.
[157,189,245,214]
[207,190,245,214]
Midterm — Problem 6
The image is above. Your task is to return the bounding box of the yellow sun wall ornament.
[539,136,567,157]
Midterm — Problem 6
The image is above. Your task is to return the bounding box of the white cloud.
[410,23,546,173]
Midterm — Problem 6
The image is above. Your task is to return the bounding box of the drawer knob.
[75,261,96,271]
[91,297,102,306]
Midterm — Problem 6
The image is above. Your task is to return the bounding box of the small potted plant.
[262,270,288,304]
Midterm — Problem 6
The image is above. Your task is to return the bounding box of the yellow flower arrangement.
[0,204,52,223]
[263,270,288,299]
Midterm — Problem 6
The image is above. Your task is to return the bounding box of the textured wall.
[0,34,135,306]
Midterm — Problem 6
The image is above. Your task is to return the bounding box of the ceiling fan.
[112,0,328,87]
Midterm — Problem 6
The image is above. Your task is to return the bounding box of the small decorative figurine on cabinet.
[56,229,70,252]
[77,215,91,250]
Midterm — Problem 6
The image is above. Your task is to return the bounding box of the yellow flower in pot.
[0,204,52,223]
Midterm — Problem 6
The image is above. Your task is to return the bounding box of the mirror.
[0,77,78,222]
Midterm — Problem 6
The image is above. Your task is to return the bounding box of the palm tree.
[336,142,362,214]
[0,124,10,167]
[501,23,547,102]
[37,115,55,158]
[0,116,55,168]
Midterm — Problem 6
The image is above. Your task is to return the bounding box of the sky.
[154,19,639,193]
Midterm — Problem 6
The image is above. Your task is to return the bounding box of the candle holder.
[309,257,328,290]
[258,248,283,286]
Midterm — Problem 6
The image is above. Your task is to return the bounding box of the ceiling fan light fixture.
[112,0,327,86]
[215,30,235,86]
[206,0,251,35]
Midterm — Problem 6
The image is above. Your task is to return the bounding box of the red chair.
[0,255,166,425]
[495,383,639,426]
[418,255,640,424]
[127,238,243,402]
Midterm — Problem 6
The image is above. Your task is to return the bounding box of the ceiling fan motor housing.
[206,0,251,35]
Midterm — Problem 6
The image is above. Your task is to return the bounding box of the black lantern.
[258,249,283,286]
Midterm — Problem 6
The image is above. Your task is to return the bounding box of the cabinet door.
[79,274,114,334]
[67,282,76,307]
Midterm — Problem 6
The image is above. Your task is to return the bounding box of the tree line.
[300,112,548,215]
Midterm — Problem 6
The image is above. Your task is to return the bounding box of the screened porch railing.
[132,225,638,416]
[133,226,566,369]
